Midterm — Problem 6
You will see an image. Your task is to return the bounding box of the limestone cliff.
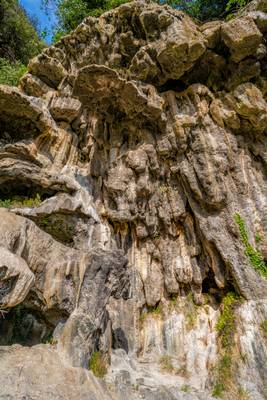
[0,0,266,399]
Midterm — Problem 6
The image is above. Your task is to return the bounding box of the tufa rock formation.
[0,0,266,399]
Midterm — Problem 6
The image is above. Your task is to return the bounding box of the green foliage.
[0,0,44,65]
[43,0,131,41]
[40,215,75,244]
[0,58,27,86]
[44,0,253,42]
[156,0,250,21]
[255,233,263,243]
[88,351,108,378]
[260,319,267,338]
[139,303,162,325]
[226,0,250,12]
[213,292,242,398]
[149,303,162,315]
[212,354,232,397]
[0,194,41,209]
[181,384,190,392]
[216,292,239,348]
[159,355,175,373]
[234,213,267,279]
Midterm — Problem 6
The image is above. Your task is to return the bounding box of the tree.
[43,0,131,41]
[0,0,44,85]
[44,0,252,42]
[0,0,44,64]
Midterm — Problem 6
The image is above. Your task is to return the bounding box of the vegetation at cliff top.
[0,0,44,86]
[234,213,267,279]
[43,0,253,42]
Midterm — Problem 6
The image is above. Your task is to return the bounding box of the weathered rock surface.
[0,0,266,399]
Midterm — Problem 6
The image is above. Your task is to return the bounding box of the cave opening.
[0,179,58,206]
[0,115,40,143]
[158,79,187,93]
[0,305,55,346]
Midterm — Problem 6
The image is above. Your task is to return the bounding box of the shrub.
[234,214,267,279]
[0,194,41,209]
[88,351,108,378]
[0,58,27,86]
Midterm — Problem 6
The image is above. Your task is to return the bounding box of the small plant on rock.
[216,292,239,348]
[213,292,241,398]
[260,319,267,338]
[159,355,175,373]
[88,351,108,378]
[181,384,190,392]
[185,292,198,331]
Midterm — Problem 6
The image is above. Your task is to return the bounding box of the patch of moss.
[88,351,107,378]
[212,355,232,397]
[39,215,74,244]
[185,293,198,331]
[234,213,267,279]
[181,384,190,392]
[169,294,178,309]
[255,233,263,243]
[139,303,163,327]
[159,355,175,373]
[237,387,249,399]
[151,231,161,240]
[260,319,267,338]
[213,292,242,398]
[216,292,240,348]
[149,303,162,315]
[139,303,162,325]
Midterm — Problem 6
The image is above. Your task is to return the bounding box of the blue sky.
[19,0,57,43]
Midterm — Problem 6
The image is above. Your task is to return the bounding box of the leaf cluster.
[0,58,27,86]
[234,213,267,279]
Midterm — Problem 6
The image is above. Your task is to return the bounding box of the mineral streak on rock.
[0,0,266,399]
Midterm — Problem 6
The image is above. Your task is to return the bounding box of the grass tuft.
[260,319,267,338]
[159,355,175,373]
[213,292,241,398]
[216,292,239,348]
[88,351,107,378]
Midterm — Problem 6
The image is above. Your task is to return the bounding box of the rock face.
[0,0,266,399]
